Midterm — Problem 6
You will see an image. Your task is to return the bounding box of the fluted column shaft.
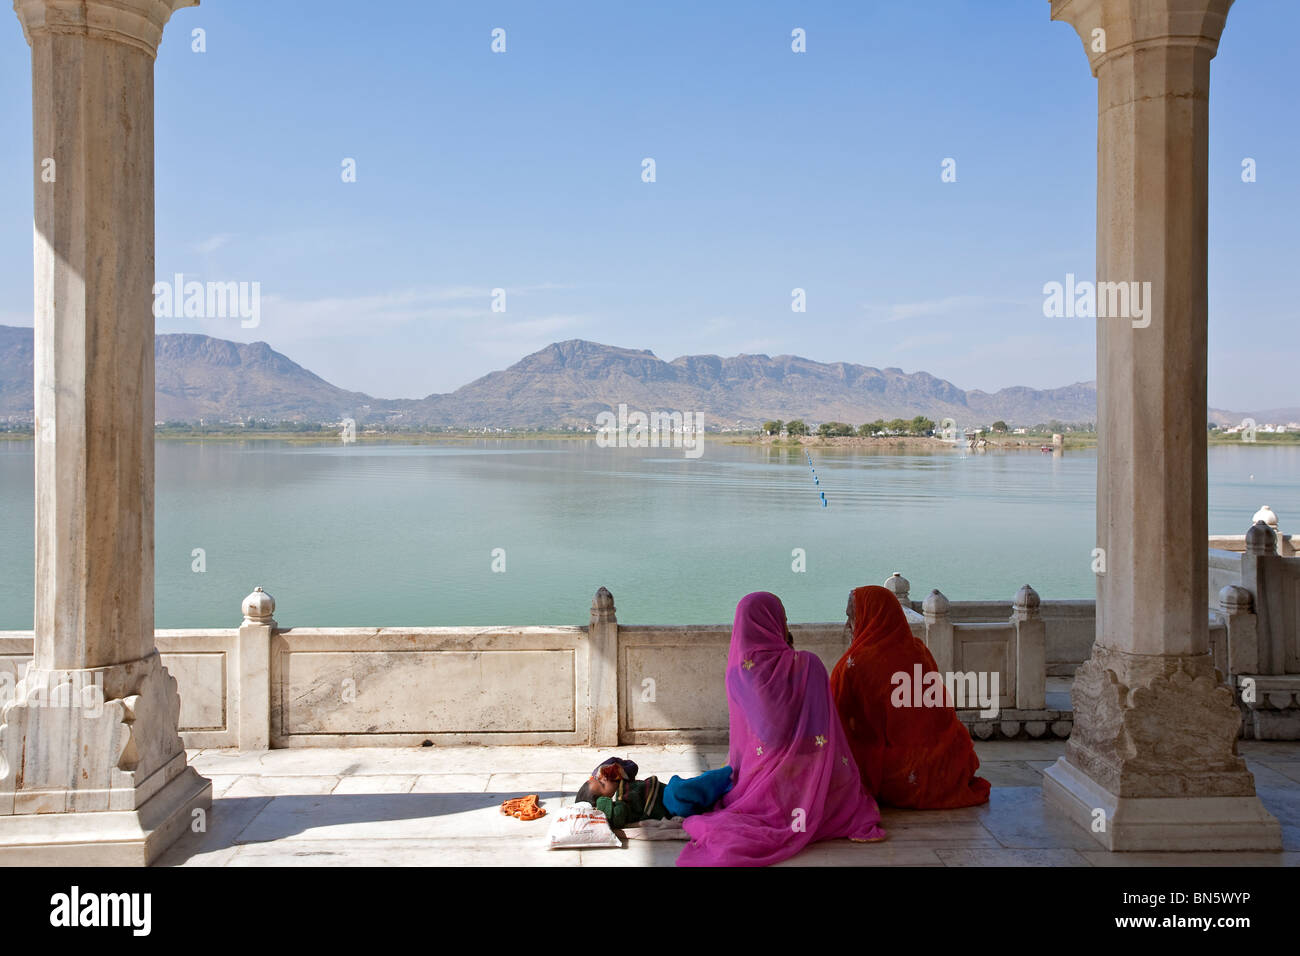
[17,0,198,668]
[1043,0,1277,851]
[1058,0,1231,658]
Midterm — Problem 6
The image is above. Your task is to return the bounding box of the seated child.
[575,756,734,829]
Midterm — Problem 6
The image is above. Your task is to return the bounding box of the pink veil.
[677,592,886,866]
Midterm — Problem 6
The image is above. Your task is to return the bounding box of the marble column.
[1043,0,1280,850]
[0,0,209,865]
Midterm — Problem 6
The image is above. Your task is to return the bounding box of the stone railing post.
[1244,518,1274,560]
[238,588,275,750]
[1218,585,1257,678]
[586,588,619,747]
[922,589,953,675]
[1241,520,1277,674]
[884,572,910,609]
[1013,585,1046,711]
[1252,506,1290,557]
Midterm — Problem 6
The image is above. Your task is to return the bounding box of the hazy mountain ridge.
[0,325,33,420]
[153,334,380,422]
[0,325,1283,429]
[402,339,1096,427]
[0,328,377,423]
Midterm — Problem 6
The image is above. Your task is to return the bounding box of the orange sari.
[830,585,990,809]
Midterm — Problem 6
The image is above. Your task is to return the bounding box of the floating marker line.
[806,451,827,507]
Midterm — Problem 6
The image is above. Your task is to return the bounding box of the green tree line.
[761,417,938,437]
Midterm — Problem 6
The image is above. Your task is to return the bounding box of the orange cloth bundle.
[830,586,991,810]
[500,794,547,821]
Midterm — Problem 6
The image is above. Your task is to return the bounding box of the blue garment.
[662,765,734,818]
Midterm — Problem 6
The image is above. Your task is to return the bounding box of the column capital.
[1050,0,1233,76]
[14,0,198,57]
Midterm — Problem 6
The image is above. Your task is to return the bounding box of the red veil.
[830,585,990,809]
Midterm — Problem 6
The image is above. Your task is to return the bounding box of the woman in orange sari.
[830,585,990,809]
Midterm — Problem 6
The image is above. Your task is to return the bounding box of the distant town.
[5,415,1295,448]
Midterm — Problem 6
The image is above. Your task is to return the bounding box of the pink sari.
[677,592,886,866]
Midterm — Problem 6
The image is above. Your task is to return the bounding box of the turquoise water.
[0,440,1294,629]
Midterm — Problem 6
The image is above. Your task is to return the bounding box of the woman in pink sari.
[677,591,887,866]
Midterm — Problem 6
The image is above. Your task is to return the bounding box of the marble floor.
[158,739,1300,866]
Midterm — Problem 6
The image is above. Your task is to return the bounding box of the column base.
[0,765,211,866]
[1043,757,1282,852]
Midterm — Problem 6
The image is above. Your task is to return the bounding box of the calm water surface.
[0,440,1294,628]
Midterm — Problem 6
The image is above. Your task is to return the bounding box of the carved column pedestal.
[0,654,210,864]
[1044,647,1278,850]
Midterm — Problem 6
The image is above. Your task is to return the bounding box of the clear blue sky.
[1,0,1295,411]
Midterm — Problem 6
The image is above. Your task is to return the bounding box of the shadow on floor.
[160,790,569,865]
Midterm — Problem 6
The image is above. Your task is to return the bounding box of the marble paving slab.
[223,775,340,797]
[936,847,1091,866]
[152,742,1300,866]
[972,741,1067,761]
[226,838,580,867]
[156,796,274,868]
[331,775,418,794]
[977,761,1046,788]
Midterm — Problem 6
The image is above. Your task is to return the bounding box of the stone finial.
[241,586,276,626]
[1246,519,1277,556]
[1013,584,1041,620]
[1253,505,1278,528]
[591,586,616,624]
[884,571,910,605]
[922,588,950,619]
[1218,584,1253,616]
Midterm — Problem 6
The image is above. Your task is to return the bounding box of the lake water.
[0,440,1294,629]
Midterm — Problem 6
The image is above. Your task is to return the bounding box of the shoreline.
[731,434,1094,451]
[0,430,1293,449]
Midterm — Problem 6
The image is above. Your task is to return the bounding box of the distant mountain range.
[0,325,1290,429]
